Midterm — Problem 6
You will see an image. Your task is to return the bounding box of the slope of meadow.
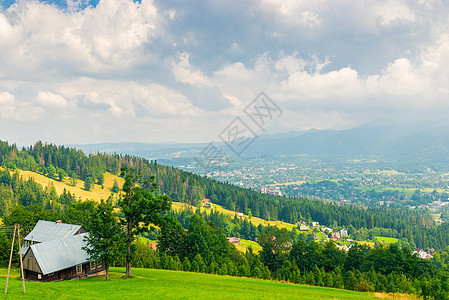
[0,267,385,300]
[12,169,124,202]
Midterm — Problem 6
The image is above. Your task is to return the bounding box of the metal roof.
[29,233,91,275]
[24,220,83,243]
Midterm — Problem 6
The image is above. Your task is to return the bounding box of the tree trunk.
[126,259,131,277]
[126,222,132,277]
[106,264,109,280]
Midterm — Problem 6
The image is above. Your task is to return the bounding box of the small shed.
[22,233,105,282]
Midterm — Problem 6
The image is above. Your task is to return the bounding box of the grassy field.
[234,239,263,254]
[0,267,384,300]
[172,201,297,231]
[358,241,375,248]
[12,169,124,203]
[375,236,399,244]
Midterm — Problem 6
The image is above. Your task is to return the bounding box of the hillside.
[10,169,124,202]
[1,141,448,251]
[172,201,296,231]
[0,267,394,300]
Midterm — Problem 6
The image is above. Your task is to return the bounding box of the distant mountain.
[68,141,207,160]
[70,121,449,165]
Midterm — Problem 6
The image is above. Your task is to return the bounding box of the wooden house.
[22,232,105,282]
[21,221,104,282]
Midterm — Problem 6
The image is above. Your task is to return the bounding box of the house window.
[90,261,96,270]
[38,274,42,279]
[97,261,103,268]
[76,264,82,274]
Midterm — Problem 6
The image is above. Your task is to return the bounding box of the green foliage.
[57,168,67,181]
[84,177,94,191]
[119,166,172,277]
[46,164,56,179]
[83,199,126,280]
[111,179,120,193]
[0,232,14,266]
[97,173,104,185]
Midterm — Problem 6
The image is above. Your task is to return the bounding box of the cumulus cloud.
[0,91,45,121]
[0,0,170,78]
[1,0,449,145]
[36,91,70,108]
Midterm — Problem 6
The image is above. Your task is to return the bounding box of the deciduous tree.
[119,166,171,277]
[83,199,125,280]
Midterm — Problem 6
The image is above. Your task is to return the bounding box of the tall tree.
[84,177,94,191]
[83,199,125,280]
[119,166,171,277]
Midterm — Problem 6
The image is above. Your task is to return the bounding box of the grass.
[358,241,375,248]
[234,239,263,254]
[0,267,383,300]
[375,236,399,244]
[172,202,296,231]
[11,170,124,203]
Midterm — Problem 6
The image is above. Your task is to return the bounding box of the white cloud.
[1,0,449,144]
[36,91,70,108]
[0,91,45,121]
[172,52,209,86]
[0,0,168,76]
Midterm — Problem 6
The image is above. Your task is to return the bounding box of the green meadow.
[0,267,381,300]
[375,236,399,244]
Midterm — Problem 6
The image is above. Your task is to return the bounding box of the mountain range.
[70,119,449,165]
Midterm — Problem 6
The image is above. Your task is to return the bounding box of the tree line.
[1,140,448,250]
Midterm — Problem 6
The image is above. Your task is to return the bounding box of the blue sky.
[1,0,449,145]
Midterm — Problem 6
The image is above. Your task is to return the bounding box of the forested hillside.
[0,140,448,249]
[2,140,449,298]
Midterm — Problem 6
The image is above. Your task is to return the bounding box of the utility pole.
[4,224,26,294]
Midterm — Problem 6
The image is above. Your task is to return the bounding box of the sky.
[1,0,449,146]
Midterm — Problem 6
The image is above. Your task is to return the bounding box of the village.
[201,198,436,260]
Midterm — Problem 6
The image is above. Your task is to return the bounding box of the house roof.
[24,220,83,243]
[28,233,91,275]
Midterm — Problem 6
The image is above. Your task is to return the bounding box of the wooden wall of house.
[25,260,106,282]
[23,250,42,274]
[76,227,87,235]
